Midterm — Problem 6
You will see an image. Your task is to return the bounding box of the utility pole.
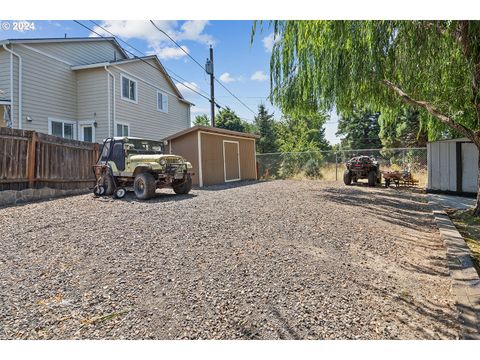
[205,45,215,127]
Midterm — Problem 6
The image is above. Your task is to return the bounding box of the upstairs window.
[121,74,137,103]
[157,91,168,113]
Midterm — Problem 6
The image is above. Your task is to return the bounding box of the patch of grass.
[448,209,480,272]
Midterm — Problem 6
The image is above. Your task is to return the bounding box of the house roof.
[0,37,129,59]
[164,125,260,141]
[71,55,192,105]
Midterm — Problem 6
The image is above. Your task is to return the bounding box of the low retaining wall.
[0,187,91,208]
[429,203,480,339]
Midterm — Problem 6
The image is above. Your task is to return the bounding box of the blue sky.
[0,20,340,144]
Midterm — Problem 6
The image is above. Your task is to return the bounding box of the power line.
[149,20,205,70]
[148,20,257,116]
[214,79,256,115]
[88,20,211,99]
[72,20,215,104]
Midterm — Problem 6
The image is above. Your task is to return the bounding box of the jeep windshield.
[126,139,165,154]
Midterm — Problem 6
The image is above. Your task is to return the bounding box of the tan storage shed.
[164,125,259,187]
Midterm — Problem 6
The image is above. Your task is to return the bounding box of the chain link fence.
[256,148,428,187]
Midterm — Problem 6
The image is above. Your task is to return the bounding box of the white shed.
[427,138,478,195]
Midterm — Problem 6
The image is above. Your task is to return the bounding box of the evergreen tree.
[215,107,250,133]
[336,109,382,150]
[193,114,211,126]
[254,104,278,153]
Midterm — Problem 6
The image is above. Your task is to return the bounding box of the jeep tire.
[343,170,352,185]
[368,170,376,187]
[134,173,156,200]
[173,174,192,195]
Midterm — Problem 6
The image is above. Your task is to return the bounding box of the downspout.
[3,44,22,129]
[104,65,115,137]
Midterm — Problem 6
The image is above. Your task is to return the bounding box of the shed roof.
[429,137,472,143]
[164,125,260,141]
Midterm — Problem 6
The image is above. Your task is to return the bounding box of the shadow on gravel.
[351,277,459,339]
[317,187,431,231]
[195,180,261,192]
[97,191,198,203]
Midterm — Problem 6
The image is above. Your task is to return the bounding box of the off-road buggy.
[93,137,193,200]
[343,155,382,187]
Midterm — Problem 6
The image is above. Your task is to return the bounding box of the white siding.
[110,58,190,140]
[76,68,109,141]
[12,44,77,134]
[0,49,10,101]
[21,40,126,65]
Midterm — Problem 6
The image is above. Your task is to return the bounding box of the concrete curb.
[429,203,480,339]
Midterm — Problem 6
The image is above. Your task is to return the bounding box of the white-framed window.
[116,122,129,137]
[157,90,168,113]
[48,118,76,140]
[121,74,137,103]
[79,121,96,143]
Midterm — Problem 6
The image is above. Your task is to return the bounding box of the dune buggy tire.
[100,175,114,196]
[368,170,376,187]
[114,187,127,199]
[93,185,105,197]
[134,173,156,200]
[172,175,192,195]
[343,170,352,185]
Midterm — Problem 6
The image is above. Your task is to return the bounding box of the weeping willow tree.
[253,20,480,215]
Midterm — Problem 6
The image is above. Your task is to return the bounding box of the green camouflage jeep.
[93,137,193,200]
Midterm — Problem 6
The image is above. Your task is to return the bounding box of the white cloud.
[219,72,244,83]
[251,70,268,81]
[154,45,189,60]
[91,20,214,60]
[175,81,200,96]
[262,32,279,52]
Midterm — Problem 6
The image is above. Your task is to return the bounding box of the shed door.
[462,143,478,193]
[223,140,240,182]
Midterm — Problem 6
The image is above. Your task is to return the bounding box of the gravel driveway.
[0,180,459,339]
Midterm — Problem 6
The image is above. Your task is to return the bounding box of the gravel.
[0,180,460,339]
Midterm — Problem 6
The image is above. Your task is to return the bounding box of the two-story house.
[0,37,193,143]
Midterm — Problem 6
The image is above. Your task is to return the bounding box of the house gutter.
[104,65,115,137]
[3,43,22,129]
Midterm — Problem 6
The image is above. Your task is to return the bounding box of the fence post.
[27,131,37,188]
[335,152,338,181]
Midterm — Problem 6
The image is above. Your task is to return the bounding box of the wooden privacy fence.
[0,127,100,191]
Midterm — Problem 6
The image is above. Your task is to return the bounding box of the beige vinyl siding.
[21,40,126,65]
[110,59,190,140]
[0,49,10,101]
[76,68,109,141]
[12,44,77,134]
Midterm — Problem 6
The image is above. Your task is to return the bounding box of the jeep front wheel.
[134,173,156,200]
[368,170,376,187]
[343,170,352,185]
[172,175,192,195]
